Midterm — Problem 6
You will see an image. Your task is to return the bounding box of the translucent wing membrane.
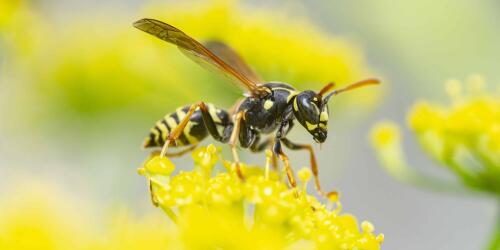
[204,41,263,84]
[133,18,266,96]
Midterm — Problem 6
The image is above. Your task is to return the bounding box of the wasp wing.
[204,41,263,84]
[133,18,266,96]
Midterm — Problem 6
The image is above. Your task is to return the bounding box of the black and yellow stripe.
[143,103,229,148]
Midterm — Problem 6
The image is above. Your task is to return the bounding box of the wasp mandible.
[134,18,380,195]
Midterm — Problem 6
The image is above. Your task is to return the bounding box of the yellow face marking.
[313,97,318,102]
[319,123,328,129]
[320,111,329,122]
[263,100,274,110]
[208,103,222,123]
[305,121,317,131]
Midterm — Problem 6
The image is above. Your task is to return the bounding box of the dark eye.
[298,97,320,123]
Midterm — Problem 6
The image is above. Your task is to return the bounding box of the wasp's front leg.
[273,120,297,190]
[280,138,323,196]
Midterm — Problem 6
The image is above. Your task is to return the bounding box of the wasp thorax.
[293,91,330,143]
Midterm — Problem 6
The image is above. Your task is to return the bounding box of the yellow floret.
[373,76,500,195]
[370,121,401,148]
[139,144,383,249]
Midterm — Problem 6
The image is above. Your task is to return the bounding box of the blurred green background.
[1,0,499,249]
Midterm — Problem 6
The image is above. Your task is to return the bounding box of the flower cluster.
[138,144,383,250]
[371,76,500,195]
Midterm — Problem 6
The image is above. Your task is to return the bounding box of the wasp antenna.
[318,82,336,98]
[322,78,380,103]
[332,78,380,96]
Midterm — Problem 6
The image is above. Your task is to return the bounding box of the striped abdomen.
[143,103,230,148]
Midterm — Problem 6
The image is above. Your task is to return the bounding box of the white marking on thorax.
[263,100,274,110]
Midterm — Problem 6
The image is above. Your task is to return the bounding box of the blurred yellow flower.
[0,0,20,27]
[2,0,379,135]
[0,182,174,250]
[372,76,500,195]
[371,75,500,250]
[409,76,500,194]
[138,144,383,250]
[371,122,401,148]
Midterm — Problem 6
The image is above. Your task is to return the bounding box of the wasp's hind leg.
[149,101,230,207]
[145,148,196,208]
[149,144,198,158]
[159,101,230,157]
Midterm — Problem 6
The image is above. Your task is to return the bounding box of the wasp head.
[293,90,330,143]
[292,79,380,144]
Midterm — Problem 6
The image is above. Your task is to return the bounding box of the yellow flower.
[371,76,500,249]
[371,121,401,148]
[0,182,174,250]
[140,144,383,250]
[372,76,500,195]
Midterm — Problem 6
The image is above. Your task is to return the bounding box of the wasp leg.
[250,137,268,152]
[227,97,244,116]
[150,144,198,158]
[146,144,198,208]
[280,138,324,196]
[160,101,229,157]
[145,148,200,207]
[160,103,199,157]
[229,111,245,180]
[270,120,295,171]
[249,136,278,170]
[166,145,198,157]
[273,139,297,191]
[269,137,279,170]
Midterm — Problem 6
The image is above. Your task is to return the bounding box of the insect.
[134,18,380,195]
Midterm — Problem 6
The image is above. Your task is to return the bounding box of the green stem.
[486,201,500,250]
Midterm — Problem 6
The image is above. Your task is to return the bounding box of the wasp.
[134,18,380,195]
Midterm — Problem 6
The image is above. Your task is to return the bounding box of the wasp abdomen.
[143,103,230,148]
